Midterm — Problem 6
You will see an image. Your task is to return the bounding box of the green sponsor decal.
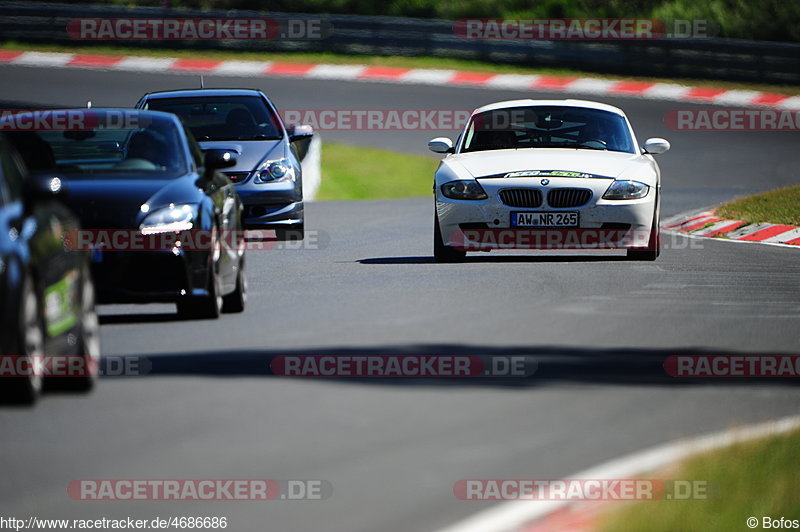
[504,170,595,179]
[546,171,593,178]
[44,271,78,337]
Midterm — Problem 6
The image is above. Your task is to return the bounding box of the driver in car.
[117,129,175,170]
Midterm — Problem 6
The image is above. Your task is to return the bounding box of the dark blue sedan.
[3,109,246,320]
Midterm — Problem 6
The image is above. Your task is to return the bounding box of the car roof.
[141,88,266,99]
[472,99,626,116]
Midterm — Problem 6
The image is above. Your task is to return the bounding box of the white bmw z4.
[429,99,670,262]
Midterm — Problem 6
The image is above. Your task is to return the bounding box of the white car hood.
[449,148,648,179]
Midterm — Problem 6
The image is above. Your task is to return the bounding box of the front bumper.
[241,200,304,230]
[436,178,657,250]
[235,182,304,230]
[92,249,212,304]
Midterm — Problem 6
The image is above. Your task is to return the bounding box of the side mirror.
[287,125,314,160]
[288,124,314,143]
[428,137,454,154]
[642,138,670,155]
[203,149,237,170]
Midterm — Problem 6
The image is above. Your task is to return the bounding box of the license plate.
[511,212,579,227]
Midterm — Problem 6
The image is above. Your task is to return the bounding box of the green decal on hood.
[503,170,597,179]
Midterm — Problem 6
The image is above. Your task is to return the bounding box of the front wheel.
[63,266,101,391]
[277,223,304,241]
[177,233,223,319]
[627,217,660,261]
[222,257,247,313]
[2,275,45,404]
[434,216,466,263]
[177,269,222,319]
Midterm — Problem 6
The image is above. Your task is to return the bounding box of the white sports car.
[429,99,670,262]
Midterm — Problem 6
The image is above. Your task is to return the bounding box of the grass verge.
[3,41,800,96]
[599,428,800,532]
[318,142,437,200]
[716,185,800,225]
[598,431,800,532]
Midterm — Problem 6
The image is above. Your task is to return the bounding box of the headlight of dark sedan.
[140,204,197,235]
[602,180,649,200]
[440,180,488,200]
[255,158,295,183]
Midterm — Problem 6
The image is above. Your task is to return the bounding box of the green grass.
[716,185,800,225]
[3,41,800,96]
[599,428,800,532]
[317,142,438,200]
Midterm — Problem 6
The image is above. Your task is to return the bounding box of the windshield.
[461,106,635,154]
[16,113,190,178]
[143,95,284,141]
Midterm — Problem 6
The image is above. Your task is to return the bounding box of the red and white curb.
[662,210,800,247]
[434,415,800,532]
[2,50,799,109]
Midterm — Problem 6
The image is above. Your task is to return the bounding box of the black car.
[3,109,246,320]
[0,132,100,404]
[136,89,313,240]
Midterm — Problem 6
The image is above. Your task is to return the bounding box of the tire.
[64,266,101,392]
[434,215,466,263]
[177,229,223,319]
[177,268,222,319]
[277,223,304,241]
[222,256,247,313]
[3,275,45,404]
[627,216,660,261]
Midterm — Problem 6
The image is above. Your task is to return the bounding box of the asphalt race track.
[1,65,799,532]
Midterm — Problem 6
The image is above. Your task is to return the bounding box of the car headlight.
[140,204,197,235]
[602,180,649,200]
[440,180,488,200]
[255,159,295,183]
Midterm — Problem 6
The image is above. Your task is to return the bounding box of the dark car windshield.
[143,95,283,141]
[461,106,635,154]
[7,112,190,179]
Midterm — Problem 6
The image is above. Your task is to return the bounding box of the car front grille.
[499,189,543,208]
[224,172,250,183]
[547,188,592,208]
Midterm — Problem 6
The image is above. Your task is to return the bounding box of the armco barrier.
[1,1,799,85]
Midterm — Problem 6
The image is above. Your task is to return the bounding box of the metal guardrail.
[1,1,799,85]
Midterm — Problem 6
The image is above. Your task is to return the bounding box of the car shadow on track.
[359,255,630,264]
[100,344,800,389]
[99,312,185,325]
